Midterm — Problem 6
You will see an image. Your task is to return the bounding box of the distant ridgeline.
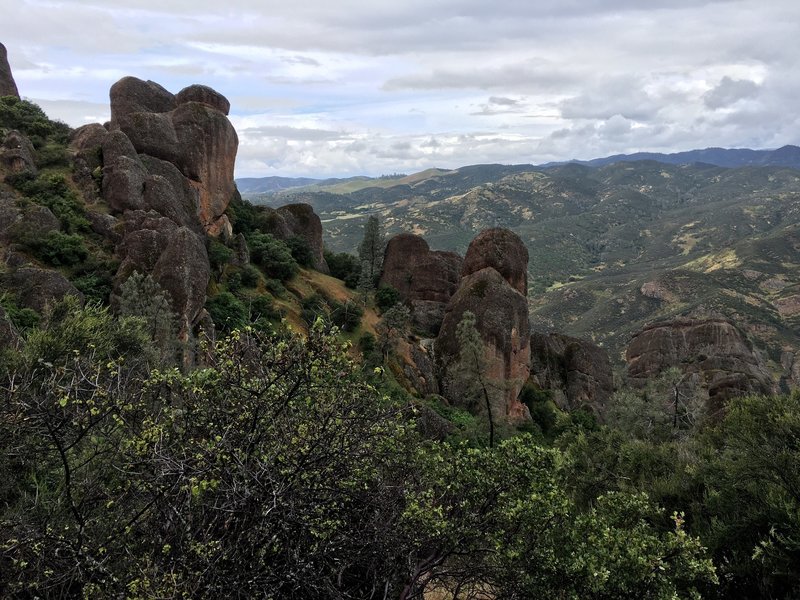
[240,152,800,395]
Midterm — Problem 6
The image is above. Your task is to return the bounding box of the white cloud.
[2,0,799,176]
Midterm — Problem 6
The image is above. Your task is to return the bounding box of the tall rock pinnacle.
[0,43,21,99]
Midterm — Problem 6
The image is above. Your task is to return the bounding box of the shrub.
[0,96,71,142]
[208,239,234,276]
[29,231,89,267]
[330,300,364,332]
[240,264,261,288]
[375,285,401,312]
[9,173,89,233]
[324,250,360,288]
[0,293,39,331]
[206,292,248,332]
[248,233,298,281]
[286,236,315,268]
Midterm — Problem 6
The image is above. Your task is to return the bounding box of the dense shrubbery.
[9,172,89,233]
[248,232,298,281]
[375,284,401,312]
[0,303,717,598]
[0,96,71,144]
[324,249,360,288]
[27,230,89,266]
[286,235,315,267]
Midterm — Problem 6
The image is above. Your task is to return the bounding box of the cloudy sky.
[3,0,799,177]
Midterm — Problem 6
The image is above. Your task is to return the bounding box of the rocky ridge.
[529,332,614,416]
[626,318,776,414]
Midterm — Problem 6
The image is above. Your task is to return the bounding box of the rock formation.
[529,332,613,416]
[2,266,84,313]
[626,318,776,414]
[0,131,36,176]
[0,43,19,99]
[436,228,531,424]
[379,233,463,335]
[257,203,329,272]
[64,76,239,349]
[462,227,528,295]
[108,76,238,236]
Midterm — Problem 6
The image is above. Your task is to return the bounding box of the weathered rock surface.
[437,266,531,424]
[258,203,329,272]
[462,227,528,295]
[529,332,613,415]
[108,76,237,233]
[1,130,36,176]
[96,75,238,344]
[0,43,19,99]
[626,318,776,413]
[2,267,84,313]
[380,233,463,335]
[69,124,109,203]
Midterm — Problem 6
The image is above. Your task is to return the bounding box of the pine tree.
[357,216,385,297]
[119,271,177,362]
[452,311,497,448]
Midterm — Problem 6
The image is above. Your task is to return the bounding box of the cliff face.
[435,229,532,424]
[108,76,238,237]
[529,332,613,416]
[0,43,19,99]
[379,233,463,335]
[67,76,239,348]
[626,318,776,413]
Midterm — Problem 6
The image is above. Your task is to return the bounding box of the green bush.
[0,96,71,143]
[0,293,39,331]
[248,232,298,281]
[206,292,248,332]
[330,300,364,332]
[287,236,315,268]
[324,250,360,288]
[9,173,89,233]
[375,285,401,312]
[208,239,234,276]
[240,264,261,288]
[300,294,328,327]
[29,231,89,267]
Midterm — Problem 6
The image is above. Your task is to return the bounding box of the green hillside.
[244,161,800,370]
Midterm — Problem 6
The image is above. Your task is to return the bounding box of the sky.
[3,0,799,178]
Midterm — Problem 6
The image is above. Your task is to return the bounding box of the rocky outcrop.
[95,76,239,348]
[437,262,531,424]
[2,267,84,313]
[462,227,528,295]
[1,130,36,176]
[0,43,19,99]
[380,233,463,335]
[626,318,776,414]
[108,76,238,235]
[69,123,109,204]
[258,203,329,272]
[529,332,613,416]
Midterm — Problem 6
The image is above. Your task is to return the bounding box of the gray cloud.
[4,0,799,177]
[704,76,760,109]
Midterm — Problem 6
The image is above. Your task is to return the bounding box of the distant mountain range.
[238,154,800,379]
[551,144,800,169]
[235,145,800,194]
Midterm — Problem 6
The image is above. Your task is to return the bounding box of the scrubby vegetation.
[1,300,725,599]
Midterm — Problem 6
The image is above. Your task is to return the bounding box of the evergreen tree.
[452,311,498,448]
[119,271,177,362]
[357,216,385,297]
